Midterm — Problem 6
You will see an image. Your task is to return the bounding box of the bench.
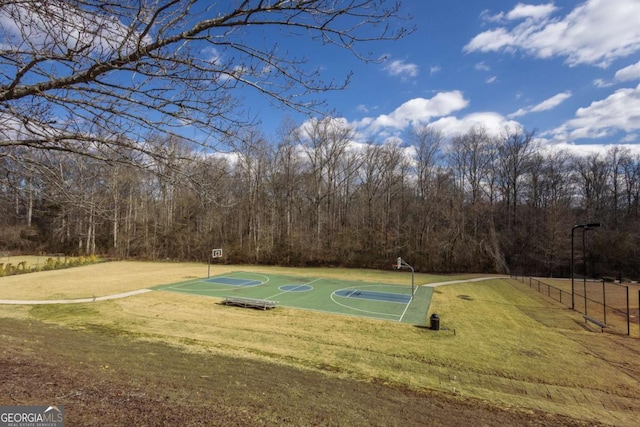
[223,296,278,310]
[583,315,607,332]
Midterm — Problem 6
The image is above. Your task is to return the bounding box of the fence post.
[602,279,606,325]
[560,289,562,305]
[627,286,630,336]
[584,279,588,316]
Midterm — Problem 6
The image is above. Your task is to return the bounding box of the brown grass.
[1,261,640,425]
[0,261,212,299]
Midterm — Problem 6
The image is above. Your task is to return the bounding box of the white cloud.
[0,2,150,58]
[465,27,515,54]
[362,91,469,132]
[506,3,557,20]
[474,61,491,71]
[539,140,640,157]
[298,116,351,138]
[593,78,613,88]
[509,91,572,118]
[480,9,505,24]
[532,92,573,112]
[479,4,557,24]
[383,59,419,79]
[0,112,62,141]
[465,0,640,67]
[202,47,222,64]
[621,133,639,143]
[615,60,640,82]
[550,83,640,140]
[430,65,442,75]
[428,112,521,138]
[485,76,498,84]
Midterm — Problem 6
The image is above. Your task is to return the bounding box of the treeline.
[1,119,639,278]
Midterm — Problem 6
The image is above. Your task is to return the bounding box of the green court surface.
[153,271,433,325]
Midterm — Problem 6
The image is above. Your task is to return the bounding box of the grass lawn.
[1,261,639,425]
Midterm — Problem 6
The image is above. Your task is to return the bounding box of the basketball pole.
[397,257,415,297]
[209,248,223,278]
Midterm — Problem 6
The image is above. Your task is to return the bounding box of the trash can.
[430,313,440,331]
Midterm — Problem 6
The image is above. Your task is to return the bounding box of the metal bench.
[583,315,607,332]
[223,296,278,310]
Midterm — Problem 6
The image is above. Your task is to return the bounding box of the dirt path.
[422,277,502,287]
[0,289,152,305]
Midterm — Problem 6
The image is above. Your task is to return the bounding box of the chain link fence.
[511,275,639,338]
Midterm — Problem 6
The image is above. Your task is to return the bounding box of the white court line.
[164,279,203,291]
[329,290,401,320]
[265,278,322,300]
[398,296,413,323]
[227,272,271,286]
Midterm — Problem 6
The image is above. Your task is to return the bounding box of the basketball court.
[153,271,433,325]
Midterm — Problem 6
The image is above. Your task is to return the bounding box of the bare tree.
[408,125,442,201]
[449,127,494,206]
[605,146,631,226]
[406,126,442,256]
[620,153,640,220]
[232,127,272,261]
[575,153,608,219]
[496,126,536,228]
[358,143,387,254]
[297,117,354,250]
[0,0,410,166]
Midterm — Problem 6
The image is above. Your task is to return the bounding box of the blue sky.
[253,0,640,156]
[2,0,639,157]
